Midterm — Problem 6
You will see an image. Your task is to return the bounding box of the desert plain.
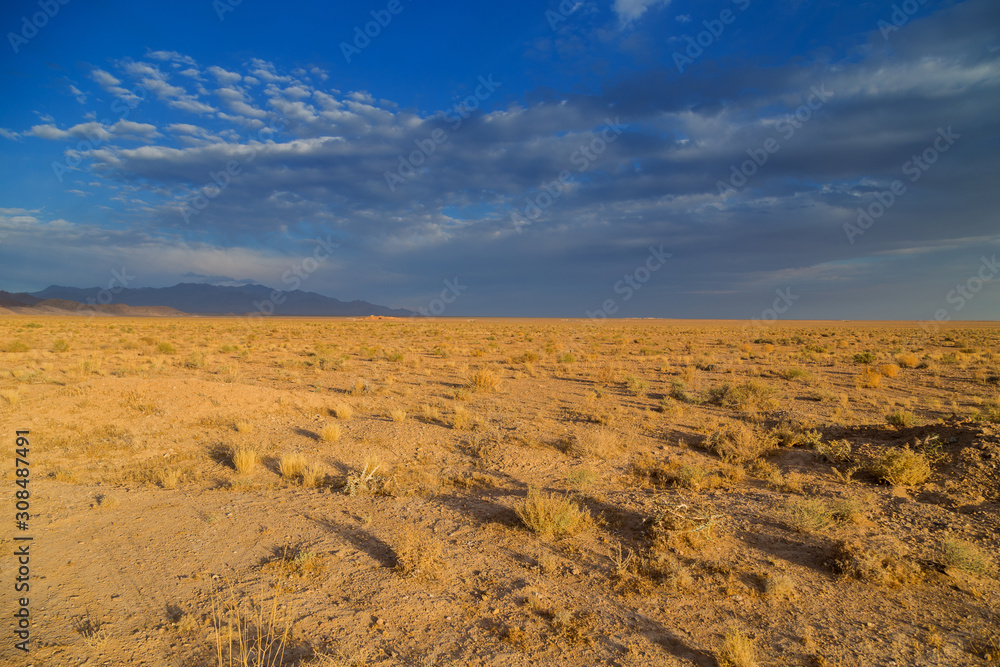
[1,315,998,666]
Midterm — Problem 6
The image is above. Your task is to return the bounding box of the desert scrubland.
[1,316,998,666]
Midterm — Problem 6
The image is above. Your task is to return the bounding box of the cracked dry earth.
[0,317,998,666]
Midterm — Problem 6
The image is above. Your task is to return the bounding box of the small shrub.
[705,422,776,463]
[856,367,882,388]
[853,351,876,364]
[595,365,617,385]
[234,420,254,434]
[394,528,444,580]
[938,537,992,576]
[709,381,778,413]
[469,366,502,392]
[516,487,590,539]
[265,546,326,578]
[567,467,597,491]
[451,406,471,429]
[156,342,177,354]
[51,339,70,353]
[778,367,810,381]
[886,410,918,428]
[878,364,899,378]
[895,353,919,368]
[832,538,922,587]
[784,497,861,532]
[0,388,21,405]
[869,446,931,486]
[771,421,821,448]
[624,374,648,396]
[568,427,621,459]
[763,573,796,599]
[3,341,30,353]
[815,439,852,463]
[344,456,384,496]
[389,408,407,422]
[419,403,441,423]
[669,463,711,491]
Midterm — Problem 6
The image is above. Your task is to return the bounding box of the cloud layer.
[2,0,999,319]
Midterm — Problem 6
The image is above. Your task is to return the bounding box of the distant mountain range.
[0,283,413,317]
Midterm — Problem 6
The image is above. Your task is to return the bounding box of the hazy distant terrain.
[0,283,413,317]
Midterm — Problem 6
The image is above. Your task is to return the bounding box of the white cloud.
[613,0,669,26]
[147,50,197,66]
[108,120,161,139]
[207,66,242,85]
[28,122,110,141]
[69,85,87,104]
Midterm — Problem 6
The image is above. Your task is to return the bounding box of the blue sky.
[1,0,998,320]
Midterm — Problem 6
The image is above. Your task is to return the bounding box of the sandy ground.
[0,316,998,666]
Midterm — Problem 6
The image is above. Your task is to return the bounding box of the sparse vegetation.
[516,487,590,539]
[394,527,444,580]
[230,445,259,474]
[319,423,341,443]
[869,446,931,486]
[469,366,502,392]
[937,537,992,576]
[719,625,758,667]
[331,403,353,420]
[3,316,999,666]
[705,421,776,463]
[886,409,918,427]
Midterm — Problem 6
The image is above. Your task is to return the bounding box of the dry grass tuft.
[516,487,590,539]
[279,452,306,481]
[155,467,181,490]
[389,408,407,422]
[886,409,918,428]
[832,537,922,587]
[265,546,326,578]
[231,445,259,474]
[394,527,444,580]
[815,439,853,463]
[567,427,621,459]
[451,405,471,429]
[1,388,21,405]
[895,353,920,368]
[211,580,291,666]
[301,464,326,489]
[319,423,341,443]
[331,403,353,420]
[719,626,758,667]
[763,573,796,599]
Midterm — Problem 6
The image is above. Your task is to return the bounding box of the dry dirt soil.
[1,316,998,667]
